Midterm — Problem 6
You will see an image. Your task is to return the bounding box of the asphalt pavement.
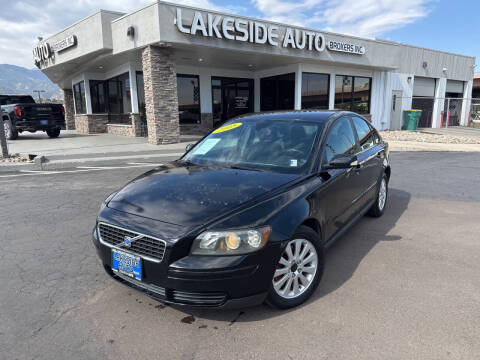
[1,152,479,360]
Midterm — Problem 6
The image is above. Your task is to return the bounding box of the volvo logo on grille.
[122,234,143,248]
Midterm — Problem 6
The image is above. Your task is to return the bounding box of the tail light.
[14,106,22,118]
[61,105,65,116]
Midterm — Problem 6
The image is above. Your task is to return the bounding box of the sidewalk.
[380,127,480,152]
[1,131,202,172]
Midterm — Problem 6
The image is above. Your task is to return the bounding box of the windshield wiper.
[177,159,196,166]
[228,164,265,172]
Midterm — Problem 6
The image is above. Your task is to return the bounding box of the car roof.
[234,110,352,124]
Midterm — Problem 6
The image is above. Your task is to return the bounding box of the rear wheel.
[266,226,324,309]
[46,128,60,138]
[367,174,388,217]
[4,120,18,140]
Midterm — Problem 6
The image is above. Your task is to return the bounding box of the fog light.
[225,233,240,249]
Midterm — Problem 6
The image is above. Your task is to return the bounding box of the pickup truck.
[1,95,65,140]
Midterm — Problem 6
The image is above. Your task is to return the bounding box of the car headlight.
[100,191,117,211]
[191,226,271,255]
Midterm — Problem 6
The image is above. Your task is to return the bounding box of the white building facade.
[35,1,476,144]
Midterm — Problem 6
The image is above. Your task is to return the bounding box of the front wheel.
[4,120,18,140]
[266,226,324,309]
[367,174,388,217]
[46,128,61,138]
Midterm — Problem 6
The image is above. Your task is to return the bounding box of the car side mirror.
[324,154,358,170]
[185,143,194,153]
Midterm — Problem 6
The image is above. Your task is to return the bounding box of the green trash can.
[402,110,422,130]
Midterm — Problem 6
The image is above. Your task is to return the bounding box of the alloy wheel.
[272,238,318,299]
[378,178,387,211]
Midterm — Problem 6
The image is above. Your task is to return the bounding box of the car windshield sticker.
[213,122,242,134]
[192,138,221,155]
[290,159,298,167]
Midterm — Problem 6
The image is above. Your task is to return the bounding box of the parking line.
[0,163,158,179]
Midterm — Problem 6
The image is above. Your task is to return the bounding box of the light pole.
[33,90,46,102]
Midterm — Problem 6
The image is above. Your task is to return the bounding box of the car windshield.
[182,118,323,174]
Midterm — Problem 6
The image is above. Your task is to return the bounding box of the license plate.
[37,107,52,111]
[40,120,48,125]
[112,249,142,281]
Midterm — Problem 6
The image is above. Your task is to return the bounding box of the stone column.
[62,89,75,130]
[131,113,143,137]
[142,45,180,144]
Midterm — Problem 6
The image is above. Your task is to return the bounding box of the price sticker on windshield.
[213,122,242,134]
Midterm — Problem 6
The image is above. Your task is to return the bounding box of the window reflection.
[335,75,371,114]
[73,81,86,114]
[88,72,132,114]
[302,73,329,109]
[177,74,200,124]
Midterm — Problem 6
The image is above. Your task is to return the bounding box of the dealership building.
[35,1,475,144]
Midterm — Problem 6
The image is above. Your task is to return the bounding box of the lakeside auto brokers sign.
[33,35,77,67]
[175,8,365,56]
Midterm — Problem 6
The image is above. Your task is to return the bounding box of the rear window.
[0,96,35,105]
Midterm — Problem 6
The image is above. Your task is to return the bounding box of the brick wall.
[142,45,180,144]
[75,114,108,134]
[107,124,133,137]
[62,89,75,130]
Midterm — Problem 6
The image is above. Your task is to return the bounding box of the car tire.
[47,128,61,138]
[4,119,18,140]
[367,173,388,217]
[265,225,324,309]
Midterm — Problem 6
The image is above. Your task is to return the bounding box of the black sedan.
[92,111,390,309]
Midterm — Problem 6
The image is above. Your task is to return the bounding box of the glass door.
[212,77,254,127]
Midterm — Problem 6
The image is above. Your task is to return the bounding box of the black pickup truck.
[1,95,65,140]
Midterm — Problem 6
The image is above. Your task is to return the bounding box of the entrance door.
[390,90,403,130]
[212,77,254,127]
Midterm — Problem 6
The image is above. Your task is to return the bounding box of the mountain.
[0,64,61,100]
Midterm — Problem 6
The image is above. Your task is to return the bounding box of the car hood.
[108,162,299,228]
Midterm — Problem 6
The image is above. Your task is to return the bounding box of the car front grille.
[98,223,166,262]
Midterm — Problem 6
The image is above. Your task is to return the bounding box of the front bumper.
[92,225,283,308]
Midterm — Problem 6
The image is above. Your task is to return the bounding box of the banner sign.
[53,35,77,53]
[327,40,365,55]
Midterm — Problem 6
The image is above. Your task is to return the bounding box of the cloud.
[0,0,430,68]
[0,0,231,68]
[251,0,431,38]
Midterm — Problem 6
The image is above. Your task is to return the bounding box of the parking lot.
[1,151,479,360]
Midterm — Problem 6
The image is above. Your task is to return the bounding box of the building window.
[260,73,295,111]
[136,72,145,117]
[302,73,330,109]
[73,81,86,114]
[90,80,106,113]
[335,75,371,114]
[177,74,200,124]
[88,73,132,114]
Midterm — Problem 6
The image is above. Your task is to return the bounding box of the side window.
[324,117,357,163]
[351,116,380,152]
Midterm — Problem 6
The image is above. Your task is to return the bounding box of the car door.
[313,116,360,241]
[350,116,385,211]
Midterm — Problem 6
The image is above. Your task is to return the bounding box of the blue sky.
[383,1,479,60]
[0,0,478,69]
